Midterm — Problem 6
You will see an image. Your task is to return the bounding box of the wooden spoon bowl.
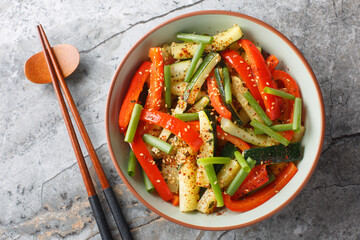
[25,44,80,84]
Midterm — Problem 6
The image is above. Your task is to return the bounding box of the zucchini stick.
[221,117,277,147]
[171,25,243,59]
[187,96,210,113]
[231,76,263,123]
[179,162,199,211]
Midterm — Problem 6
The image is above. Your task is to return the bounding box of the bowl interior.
[106,12,324,229]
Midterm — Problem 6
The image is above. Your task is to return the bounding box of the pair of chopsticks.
[37,25,132,240]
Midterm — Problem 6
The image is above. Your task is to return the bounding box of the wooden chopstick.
[37,25,112,240]
[37,25,132,240]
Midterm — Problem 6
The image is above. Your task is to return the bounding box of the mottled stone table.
[1,1,359,239]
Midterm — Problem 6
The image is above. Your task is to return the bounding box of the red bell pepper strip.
[272,70,300,98]
[118,61,152,132]
[207,71,232,119]
[272,70,301,140]
[231,165,269,199]
[217,126,250,152]
[130,133,173,201]
[239,39,283,120]
[223,162,298,212]
[187,121,200,132]
[140,109,203,152]
[171,194,180,206]
[266,55,279,73]
[268,162,288,177]
[221,49,264,109]
[144,47,164,111]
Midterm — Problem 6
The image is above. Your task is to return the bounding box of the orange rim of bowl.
[105,10,326,231]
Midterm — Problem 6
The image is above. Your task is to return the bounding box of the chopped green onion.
[223,67,232,104]
[127,150,137,177]
[250,119,290,146]
[142,134,173,154]
[254,123,293,135]
[197,157,231,165]
[175,112,199,122]
[142,169,154,193]
[124,103,143,143]
[164,65,171,111]
[226,157,256,196]
[264,87,296,100]
[203,164,223,207]
[176,33,213,44]
[184,42,206,83]
[244,91,272,126]
[234,151,250,172]
[293,98,302,132]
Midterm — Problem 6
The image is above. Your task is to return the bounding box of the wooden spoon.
[25,44,80,84]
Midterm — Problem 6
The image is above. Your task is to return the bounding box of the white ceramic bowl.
[105,10,325,230]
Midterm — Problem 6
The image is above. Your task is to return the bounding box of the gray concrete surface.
[0,0,359,239]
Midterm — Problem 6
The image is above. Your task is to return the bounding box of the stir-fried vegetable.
[118,24,305,214]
